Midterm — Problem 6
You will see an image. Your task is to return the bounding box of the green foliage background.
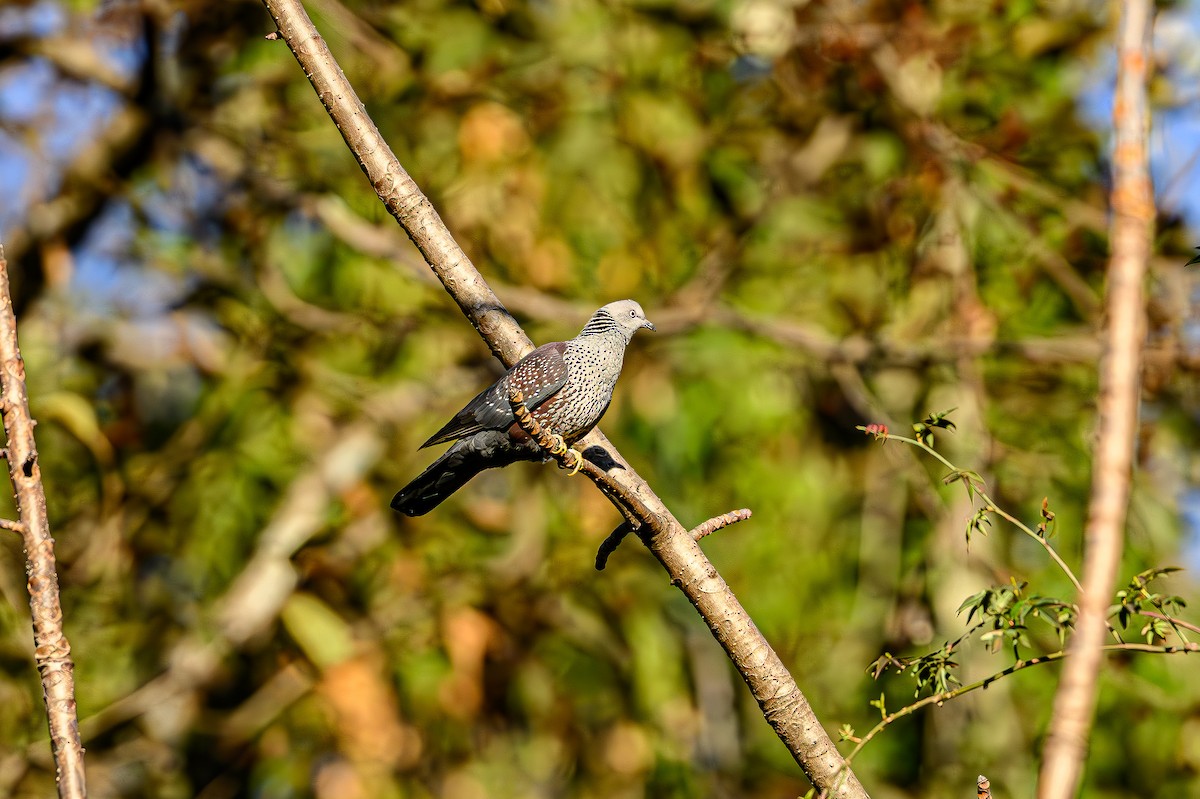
[2,0,1200,797]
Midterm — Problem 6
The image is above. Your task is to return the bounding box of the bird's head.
[598,299,655,341]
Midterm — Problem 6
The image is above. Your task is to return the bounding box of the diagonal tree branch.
[258,2,868,795]
[1037,2,1155,797]
[0,248,87,799]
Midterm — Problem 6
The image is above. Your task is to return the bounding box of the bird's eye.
[629,310,636,318]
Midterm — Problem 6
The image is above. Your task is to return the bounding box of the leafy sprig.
[847,411,1199,768]
[1114,567,1189,643]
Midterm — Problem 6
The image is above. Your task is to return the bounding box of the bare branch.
[0,517,26,533]
[259,2,869,794]
[0,248,87,798]
[690,509,753,541]
[1038,2,1155,797]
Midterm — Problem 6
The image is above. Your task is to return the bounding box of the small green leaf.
[923,409,958,430]
[1187,246,1200,266]
[1147,619,1172,643]
[913,410,957,448]
[958,589,989,623]
[965,508,992,543]
[868,652,911,679]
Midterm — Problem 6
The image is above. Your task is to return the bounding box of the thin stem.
[987,505,1083,594]
[847,640,1197,766]
[874,432,1083,592]
[879,433,959,473]
[1139,611,1200,636]
[846,653,1066,764]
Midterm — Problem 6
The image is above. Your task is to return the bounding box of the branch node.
[690,508,753,541]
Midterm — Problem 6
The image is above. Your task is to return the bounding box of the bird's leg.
[549,434,585,475]
[508,388,586,476]
[563,447,584,476]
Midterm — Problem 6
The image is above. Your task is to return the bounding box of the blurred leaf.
[282,593,356,670]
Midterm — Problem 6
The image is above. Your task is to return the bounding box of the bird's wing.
[420,342,569,448]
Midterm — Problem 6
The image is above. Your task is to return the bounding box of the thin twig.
[0,517,26,533]
[258,2,868,795]
[846,655,1064,765]
[0,248,87,798]
[1139,611,1200,636]
[846,640,1196,769]
[874,432,1083,592]
[870,429,1139,648]
[1038,2,1155,796]
[690,509,752,541]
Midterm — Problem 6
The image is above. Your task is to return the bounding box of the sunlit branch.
[0,249,87,799]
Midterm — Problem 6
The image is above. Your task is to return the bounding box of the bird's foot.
[563,447,585,476]
[547,433,569,456]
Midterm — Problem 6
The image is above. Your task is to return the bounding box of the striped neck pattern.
[577,308,620,338]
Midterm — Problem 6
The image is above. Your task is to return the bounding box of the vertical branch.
[1037,2,1154,797]
[0,249,87,799]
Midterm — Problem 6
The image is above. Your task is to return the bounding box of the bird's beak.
[643,320,656,331]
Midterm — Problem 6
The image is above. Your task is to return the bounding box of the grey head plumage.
[577,299,656,341]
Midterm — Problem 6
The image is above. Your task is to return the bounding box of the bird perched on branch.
[391,300,655,516]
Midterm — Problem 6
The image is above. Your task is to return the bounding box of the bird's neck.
[577,309,621,339]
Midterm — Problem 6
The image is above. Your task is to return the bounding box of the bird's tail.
[391,432,544,517]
